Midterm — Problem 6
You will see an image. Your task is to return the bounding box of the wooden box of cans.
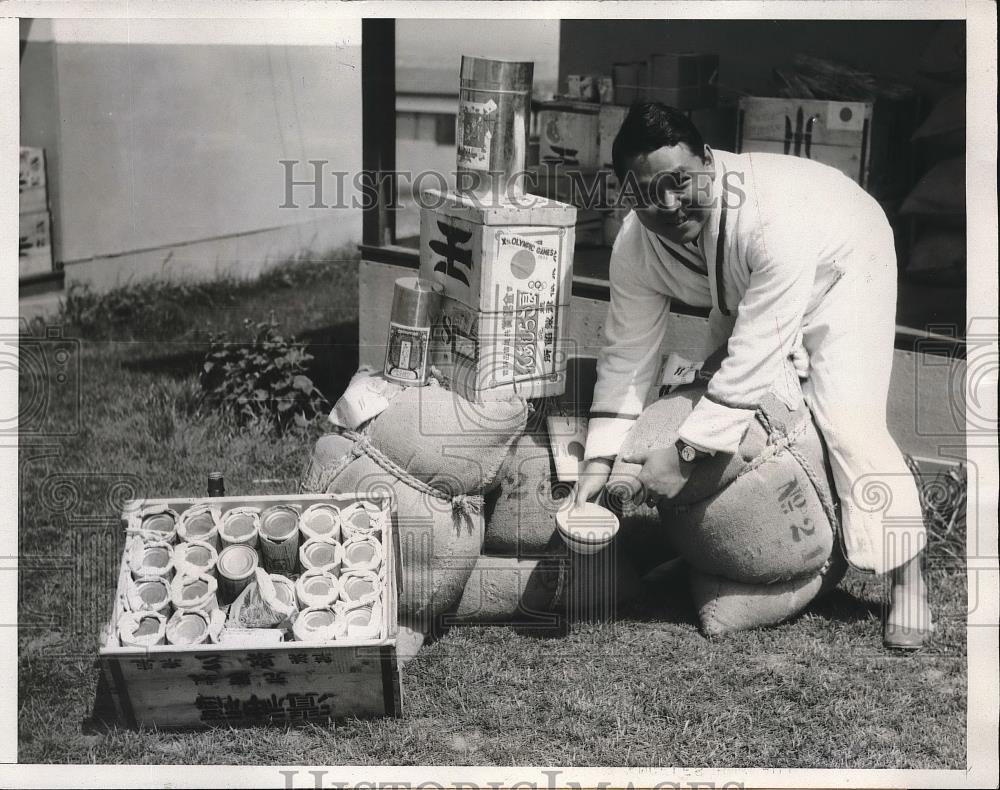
[418,188,577,402]
[98,492,401,729]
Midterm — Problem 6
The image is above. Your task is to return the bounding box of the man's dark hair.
[611,102,707,181]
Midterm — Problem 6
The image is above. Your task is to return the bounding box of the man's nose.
[658,191,681,211]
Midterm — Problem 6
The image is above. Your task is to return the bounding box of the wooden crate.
[98,492,402,729]
[537,101,601,169]
[598,105,629,170]
[648,53,719,110]
[737,96,918,199]
[418,189,577,401]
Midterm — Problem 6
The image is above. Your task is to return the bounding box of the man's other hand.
[622,445,693,504]
[573,457,614,506]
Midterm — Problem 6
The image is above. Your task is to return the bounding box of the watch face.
[680,445,696,462]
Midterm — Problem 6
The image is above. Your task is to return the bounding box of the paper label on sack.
[457,98,497,170]
[659,352,705,388]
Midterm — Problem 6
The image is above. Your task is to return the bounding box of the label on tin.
[384,322,431,383]
[457,97,497,170]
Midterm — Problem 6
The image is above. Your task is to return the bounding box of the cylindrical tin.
[138,510,178,544]
[217,544,260,604]
[177,505,221,549]
[299,538,343,575]
[299,503,342,543]
[127,539,174,581]
[339,569,382,606]
[173,539,219,578]
[295,569,341,609]
[339,501,384,541]
[457,55,534,198]
[342,535,384,573]
[170,572,219,614]
[269,574,297,610]
[166,609,212,646]
[341,602,383,640]
[126,576,172,618]
[118,611,167,647]
[258,505,301,574]
[219,507,261,550]
[383,277,444,387]
[292,606,347,643]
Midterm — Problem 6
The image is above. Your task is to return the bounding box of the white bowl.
[555,501,619,555]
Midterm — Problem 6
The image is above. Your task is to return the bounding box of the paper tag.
[825,102,866,132]
[659,352,704,387]
[547,415,589,483]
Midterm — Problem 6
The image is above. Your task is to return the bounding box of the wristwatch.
[675,439,710,464]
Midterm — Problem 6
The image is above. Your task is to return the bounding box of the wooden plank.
[361,19,396,247]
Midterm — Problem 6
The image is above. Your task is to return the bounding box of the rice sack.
[608,383,839,585]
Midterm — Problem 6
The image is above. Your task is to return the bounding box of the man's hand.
[573,458,613,507]
[622,445,693,505]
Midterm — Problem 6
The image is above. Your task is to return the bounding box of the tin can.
[300,503,342,542]
[383,277,443,386]
[294,568,341,609]
[258,505,300,575]
[127,539,174,581]
[457,55,534,198]
[219,507,261,549]
[173,539,219,578]
[177,505,221,549]
[166,609,212,646]
[341,602,383,640]
[217,544,260,604]
[339,501,384,541]
[339,569,382,606]
[342,535,384,573]
[139,511,178,543]
[125,577,172,618]
[299,538,343,575]
[292,606,347,642]
[170,572,219,614]
[118,611,167,647]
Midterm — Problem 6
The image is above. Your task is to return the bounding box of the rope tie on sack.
[343,430,485,526]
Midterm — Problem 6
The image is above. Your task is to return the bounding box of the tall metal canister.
[456,56,534,199]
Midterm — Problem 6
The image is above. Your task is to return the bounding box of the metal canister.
[139,511,178,544]
[166,609,212,646]
[170,572,219,614]
[300,503,342,542]
[258,505,300,575]
[219,508,261,549]
[173,540,219,578]
[383,277,443,386]
[177,505,221,548]
[457,55,534,198]
[294,569,341,609]
[299,538,343,575]
[118,611,167,647]
[291,606,347,642]
[341,602,382,640]
[128,539,174,581]
[340,501,384,541]
[342,535,384,573]
[125,577,172,618]
[217,544,260,604]
[339,569,382,606]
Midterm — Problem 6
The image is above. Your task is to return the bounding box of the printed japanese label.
[384,323,431,383]
[825,101,866,132]
[490,228,564,311]
[457,97,498,171]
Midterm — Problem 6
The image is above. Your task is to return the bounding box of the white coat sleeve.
[584,229,672,460]
[678,223,816,454]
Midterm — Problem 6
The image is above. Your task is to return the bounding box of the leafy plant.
[199,316,329,431]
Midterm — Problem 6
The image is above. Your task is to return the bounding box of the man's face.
[624,143,715,244]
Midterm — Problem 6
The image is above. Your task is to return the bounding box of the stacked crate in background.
[19,146,55,279]
[530,52,730,249]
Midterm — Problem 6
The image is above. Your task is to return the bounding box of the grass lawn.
[17,251,967,767]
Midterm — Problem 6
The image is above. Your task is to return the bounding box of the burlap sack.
[301,435,484,631]
[483,430,569,557]
[690,547,848,636]
[608,384,838,585]
[365,382,528,494]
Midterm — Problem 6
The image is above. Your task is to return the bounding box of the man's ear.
[702,145,714,166]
